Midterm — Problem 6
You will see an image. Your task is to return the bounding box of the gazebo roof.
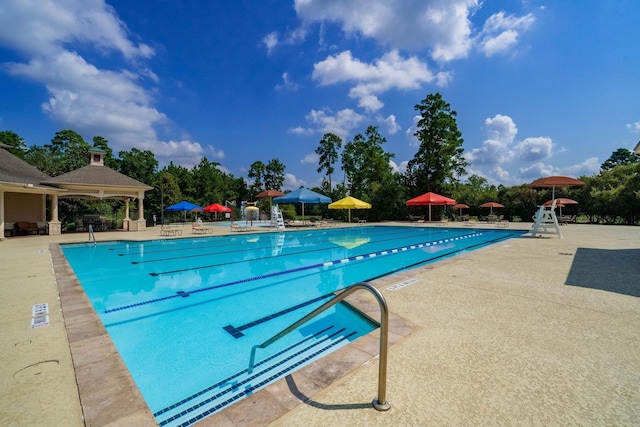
[44,164,152,190]
[0,145,52,186]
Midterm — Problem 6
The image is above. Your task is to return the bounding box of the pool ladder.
[88,224,96,246]
[248,281,391,411]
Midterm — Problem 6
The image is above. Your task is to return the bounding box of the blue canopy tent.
[165,201,203,223]
[273,188,331,224]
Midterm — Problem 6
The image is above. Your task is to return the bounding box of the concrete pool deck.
[1,221,639,426]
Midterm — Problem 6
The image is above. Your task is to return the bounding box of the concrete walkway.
[1,222,639,426]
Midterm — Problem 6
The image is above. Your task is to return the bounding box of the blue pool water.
[61,225,524,426]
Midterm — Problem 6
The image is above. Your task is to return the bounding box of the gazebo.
[1,146,152,237]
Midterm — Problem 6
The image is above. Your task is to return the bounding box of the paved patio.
[1,221,639,426]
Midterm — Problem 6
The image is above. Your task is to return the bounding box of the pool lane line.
[138,226,460,270]
[158,329,359,426]
[153,324,338,418]
[103,231,485,314]
[148,228,481,275]
[121,225,434,261]
[363,229,525,283]
[222,292,336,338]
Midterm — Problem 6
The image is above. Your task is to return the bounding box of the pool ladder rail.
[88,224,96,246]
[248,281,391,411]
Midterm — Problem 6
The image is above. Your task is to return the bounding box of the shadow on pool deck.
[566,247,640,297]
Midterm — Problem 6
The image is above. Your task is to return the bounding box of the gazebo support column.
[135,191,146,231]
[48,193,61,235]
[123,198,131,231]
[0,190,5,241]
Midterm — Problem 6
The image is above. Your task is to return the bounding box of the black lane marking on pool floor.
[222,292,334,338]
[156,328,359,426]
[152,325,337,418]
[103,231,485,314]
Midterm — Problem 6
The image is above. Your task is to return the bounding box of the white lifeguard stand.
[528,200,562,238]
[270,205,285,231]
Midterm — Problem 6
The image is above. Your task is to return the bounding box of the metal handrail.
[248,281,391,411]
[88,224,96,246]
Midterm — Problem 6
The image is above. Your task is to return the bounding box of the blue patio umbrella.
[165,201,203,222]
[273,188,331,223]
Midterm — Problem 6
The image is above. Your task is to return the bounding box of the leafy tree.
[43,129,92,176]
[405,93,468,196]
[601,148,638,170]
[0,130,27,158]
[247,161,266,194]
[154,172,182,224]
[342,126,394,200]
[315,133,342,191]
[264,158,286,191]
[116,148,158,185]
[23,145,56,174]
[164,162,196,199]
[192,157,226,205]
[587,162,640,224]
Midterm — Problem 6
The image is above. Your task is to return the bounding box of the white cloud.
[287,126,314,135]
[464,114,570,186]
[626,121,640,132]
[466,114,518,166]
[153,139,204,168]
[561,157,600,177]
[304,107,365,139]
[380,114,400,134]
[295,0,479,61]
[514,137,553,162]
[275,72,299,91]
[262,32,279,55]
[283,172,306,190]
[312,50,450,108]
[0,0,153,59]
[295,0,537,62]
[478,11,535,57]
[206,146,225,160]
[358,95,384,112]
[405,115,422,147]
[389,159,408,175]
[0,0,210,168]
[302,153,319,164]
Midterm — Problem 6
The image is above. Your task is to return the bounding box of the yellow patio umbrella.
[328,196,371,223]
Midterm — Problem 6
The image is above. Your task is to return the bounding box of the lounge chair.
[192,225,213,234]
[160,226,182,236]
[231,223,251,232]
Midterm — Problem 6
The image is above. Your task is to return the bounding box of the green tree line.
[2,92,639,227]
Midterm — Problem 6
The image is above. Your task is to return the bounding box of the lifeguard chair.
[528,200,562,238]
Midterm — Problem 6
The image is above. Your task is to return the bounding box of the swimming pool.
[61,225,524,425]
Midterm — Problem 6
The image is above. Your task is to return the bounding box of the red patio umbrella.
[542,198,578,207]
[203,203,232,220]
[406,192,456,221]
[452,203,469,217]
[256,189,285,209]
[203,203,232,212]
[543,198,578,217]
[529,176,585,201]
[479,201,504,216]
[256,189,285,198]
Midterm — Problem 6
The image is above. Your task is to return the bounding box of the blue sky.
[1,0,639,190]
